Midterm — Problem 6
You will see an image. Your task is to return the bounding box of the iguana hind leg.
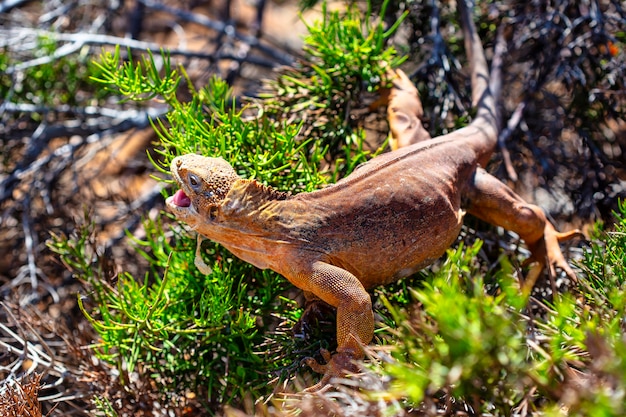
[386,69,431,150]
[465,168,583,291]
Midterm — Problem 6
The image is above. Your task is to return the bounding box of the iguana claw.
[302,349,359,393]
[524,223,584,292]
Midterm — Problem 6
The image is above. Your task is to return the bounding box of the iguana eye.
[188,173,201,191]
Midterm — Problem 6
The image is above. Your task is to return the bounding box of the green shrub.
[1,35,96,110]
[379,242,529,413]
[377,203,626,415]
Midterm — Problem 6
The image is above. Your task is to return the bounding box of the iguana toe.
[303,348,332,375]
[523,224,584,292]
[302,350,360,393]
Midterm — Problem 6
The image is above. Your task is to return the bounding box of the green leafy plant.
[1,35,95,110]
[91,46,332,193]
[90,47,180,103]
[376,204,626,416]
[260,0,405,169]
[379,242,529,413]
[48,214,291,404]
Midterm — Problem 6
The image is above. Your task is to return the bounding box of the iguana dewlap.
[166,1,581,391]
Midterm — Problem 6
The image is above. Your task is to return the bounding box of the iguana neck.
[220,179,291,225]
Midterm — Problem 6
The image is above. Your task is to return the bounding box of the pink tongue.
[172,189,191,207]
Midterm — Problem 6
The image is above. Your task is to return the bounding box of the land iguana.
[166,0,582,390]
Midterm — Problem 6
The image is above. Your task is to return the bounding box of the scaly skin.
[166,0,582,391]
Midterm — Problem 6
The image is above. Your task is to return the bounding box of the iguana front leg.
[465,168,583,291]
[292,261,374,390]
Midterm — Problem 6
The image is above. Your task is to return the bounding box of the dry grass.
[0,373,45,417]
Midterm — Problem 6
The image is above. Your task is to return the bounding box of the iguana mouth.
[172,189,191,208]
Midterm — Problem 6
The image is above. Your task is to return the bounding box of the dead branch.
[137,0,295,66]
[0,29,281,74]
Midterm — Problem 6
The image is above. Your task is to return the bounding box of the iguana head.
[166,154,240,225]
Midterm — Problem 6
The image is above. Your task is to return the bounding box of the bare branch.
[498,101,527,182]
[1,29,281,74]
[138,0,295,66]
[0,0,28,13]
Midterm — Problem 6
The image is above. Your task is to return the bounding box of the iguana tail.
[457,0,504,158]
[386,0,504,156]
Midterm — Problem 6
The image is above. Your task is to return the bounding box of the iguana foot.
[302,349,360,393]
[466,168,584,290]
[524,223,584,289]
